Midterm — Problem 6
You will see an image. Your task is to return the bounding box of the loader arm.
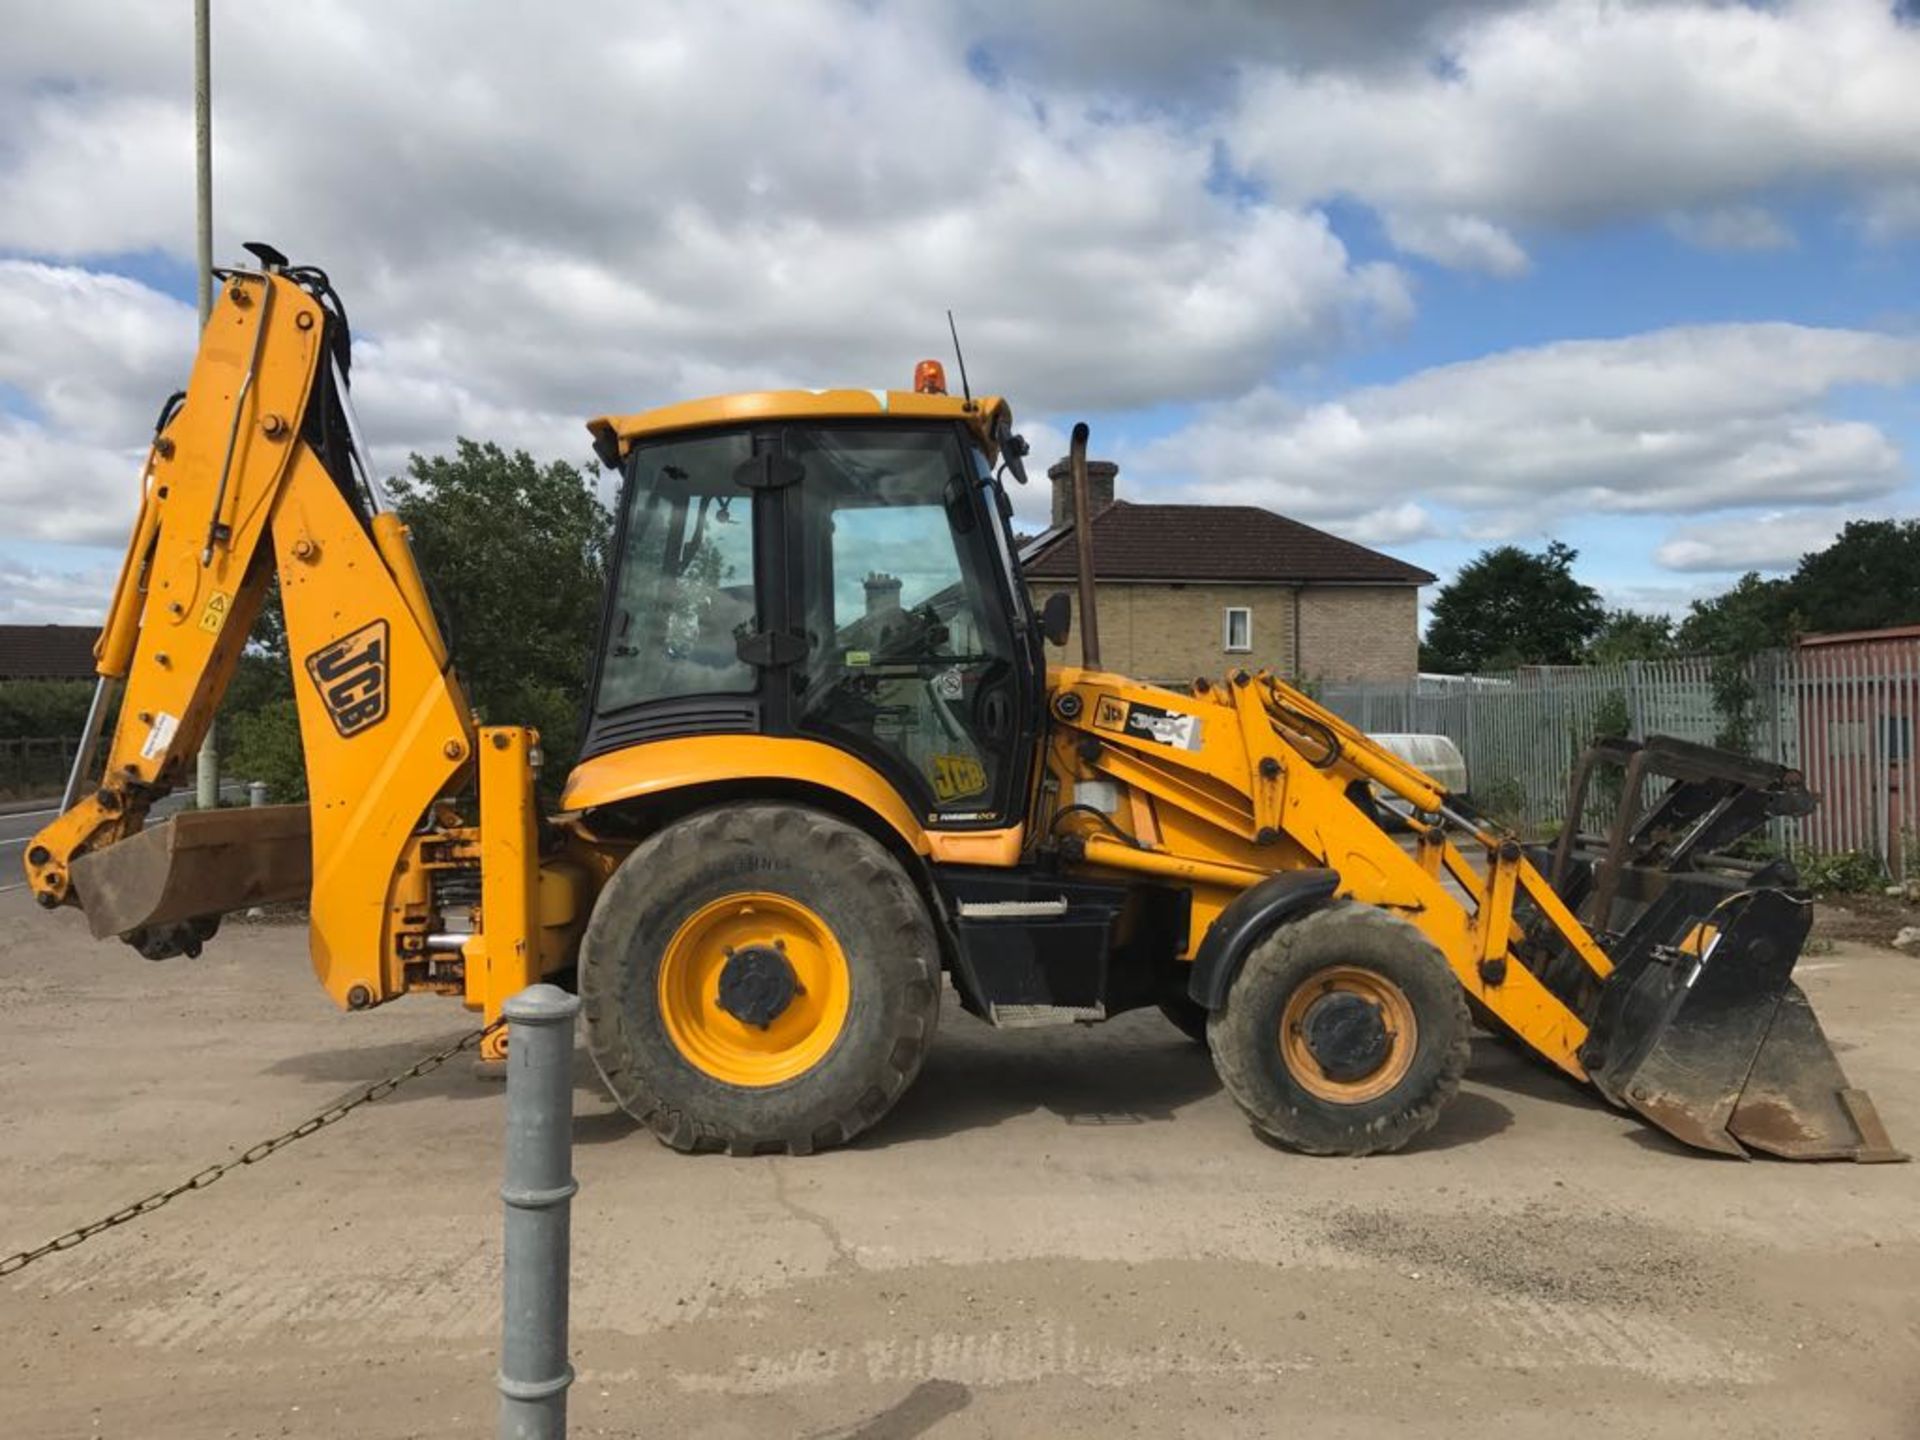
[23,261,570,1049]
[1045,665,1901,1161]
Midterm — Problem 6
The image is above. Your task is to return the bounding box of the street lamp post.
[193,0,219,811]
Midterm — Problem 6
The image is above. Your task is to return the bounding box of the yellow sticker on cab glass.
[930,753,988,803]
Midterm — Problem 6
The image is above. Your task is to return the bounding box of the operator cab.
[584,376,1043,830]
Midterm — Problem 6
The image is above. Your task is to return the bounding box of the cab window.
[598,431,757,712]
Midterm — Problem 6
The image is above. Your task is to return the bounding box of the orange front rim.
[1279,965,1418,1104]
[657,891,851,1087]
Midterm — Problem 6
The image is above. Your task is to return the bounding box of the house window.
[1224,606,1252,653]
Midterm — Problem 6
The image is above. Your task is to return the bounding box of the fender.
[1186,868,1341,1010]
[560,734,933,856]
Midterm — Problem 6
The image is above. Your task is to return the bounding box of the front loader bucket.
[1581,888,1904,1162]
[68,803,311,943]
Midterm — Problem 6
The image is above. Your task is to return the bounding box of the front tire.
[579,803,941,1155]
[1208,900,1470,1156]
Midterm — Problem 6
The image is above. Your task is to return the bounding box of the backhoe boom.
[24,262,569,1055]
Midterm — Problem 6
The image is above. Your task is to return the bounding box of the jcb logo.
[305,620,389,737]
[930,752,988,803]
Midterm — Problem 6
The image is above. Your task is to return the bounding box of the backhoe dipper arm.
[24,264,484,1012]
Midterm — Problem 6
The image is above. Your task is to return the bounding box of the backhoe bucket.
[68,804,311,947]
[1581,888,1904,1162]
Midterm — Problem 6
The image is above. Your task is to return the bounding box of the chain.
[0,1019,506,1279]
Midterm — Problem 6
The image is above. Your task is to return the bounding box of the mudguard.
[1187,868,1340,1010]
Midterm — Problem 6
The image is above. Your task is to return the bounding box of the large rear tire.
[1208,900,1470,1156]
[579,803,941,1155]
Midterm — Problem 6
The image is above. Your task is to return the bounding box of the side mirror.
[1040,592,1072,648]
[995,413,1031,485]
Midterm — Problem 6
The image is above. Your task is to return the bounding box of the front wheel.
[578,803,942,1155]
[1208,900,1470,1156]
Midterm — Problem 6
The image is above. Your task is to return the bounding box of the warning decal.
[198,590,231,635]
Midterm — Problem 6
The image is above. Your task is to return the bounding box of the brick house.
[1020,459,1432,685]
[0,625,100,682]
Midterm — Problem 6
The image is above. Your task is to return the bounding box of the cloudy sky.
[3,0,1918,624]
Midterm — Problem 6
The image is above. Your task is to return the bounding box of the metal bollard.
[498,985,580,1440]
[247,780,268,808]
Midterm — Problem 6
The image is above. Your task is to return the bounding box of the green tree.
[1674,573,1798,755]
[1586,609,1676,664]
[1785,518,1920,634]
[387,440,612,789]
[0,679,95,740]
[1675,571,1797,656]
[1420,541,1605,674]
[226,698,308,801]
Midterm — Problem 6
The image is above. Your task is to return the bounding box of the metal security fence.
[1321,640,1920,880]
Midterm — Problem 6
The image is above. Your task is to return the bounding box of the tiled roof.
[1019,502,1434,586]
[0,624,100,681]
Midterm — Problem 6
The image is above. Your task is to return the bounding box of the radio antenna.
[947,309,973,404]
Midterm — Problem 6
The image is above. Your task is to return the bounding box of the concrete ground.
[2,891,1917,1440]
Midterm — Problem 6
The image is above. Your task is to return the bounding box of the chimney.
[1046,456,1118,530]
[864,571,903,617]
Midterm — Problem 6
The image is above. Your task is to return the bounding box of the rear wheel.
[1208,900,1469,1156]
[579,803,941,1155]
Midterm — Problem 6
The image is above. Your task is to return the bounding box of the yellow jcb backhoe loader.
[24,248,1903,1162]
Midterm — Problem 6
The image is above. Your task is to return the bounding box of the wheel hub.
[715,944,801,1029]
[1299,990,1391,1082]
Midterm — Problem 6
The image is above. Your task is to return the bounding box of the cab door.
[789,423,1036,829]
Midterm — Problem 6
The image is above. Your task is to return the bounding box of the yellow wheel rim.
[1279,965,1418,1104]
[657,891,851,1087]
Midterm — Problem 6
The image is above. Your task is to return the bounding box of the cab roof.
[587,388,1009,468]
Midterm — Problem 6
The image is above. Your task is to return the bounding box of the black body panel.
[935,866,1190,1022]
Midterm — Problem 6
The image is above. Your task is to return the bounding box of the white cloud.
[1229,0,1920,268]
[3,1,1919,619]
[1592,578,1721,619]
[0,262,200,545]
[0,0,1426,570]
[1653,505,1893,574]
[1343,501,1443,546]
[1666,205,1796,253]
[1131,324,1920,530]
[1383,213,1530,276]
[0,556,118,624]
[1,1,1406,413]
[1858,183,1920,243]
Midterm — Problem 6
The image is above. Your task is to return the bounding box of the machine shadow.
[1462,1033,1594,1107]
[1397,1089,1513,1153]
[267,1029,610,1112]
[811,1379,973,1440]
[864,1012,1222,1147]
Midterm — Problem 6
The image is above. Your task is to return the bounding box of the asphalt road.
[0,783,245,892]
[1,892,1916,1438]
